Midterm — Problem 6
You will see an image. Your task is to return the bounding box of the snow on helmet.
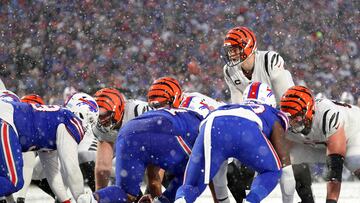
[243,82,276,108]
[0,90,20,102]
[65,92,99,132]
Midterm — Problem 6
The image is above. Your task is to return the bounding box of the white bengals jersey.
[287,98,360,148]
[223,50,294,104]
[180,92,226,118]
[93,99,152,142]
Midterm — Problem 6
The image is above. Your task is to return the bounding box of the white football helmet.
[65,92,99,132]
[0,90,20,102]
[340,91,354,104]
[243,82,276,108]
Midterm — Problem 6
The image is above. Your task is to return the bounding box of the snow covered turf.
[23,181,360,202]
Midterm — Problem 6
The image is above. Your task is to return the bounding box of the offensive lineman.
[93,88,152,190]
[147,76,229,202]
[280,86,360,203]
[0,90,98,202]
[81,107,205,203]
[174,83,290,203]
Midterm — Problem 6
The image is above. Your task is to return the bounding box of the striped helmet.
[21,94,45,105]
[94,88,125,129]
[147,77,183,108]
[223,26,257,67]
[243,82,276,108]
[280,86,315,133]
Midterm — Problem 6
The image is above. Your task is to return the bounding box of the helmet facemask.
[288,109,313,135]
[97,109,123,133]
[280,86,315,135]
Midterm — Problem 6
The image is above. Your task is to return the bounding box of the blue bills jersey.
[11,102,85,151]
[216,103,288,138]
[95,108,204,203]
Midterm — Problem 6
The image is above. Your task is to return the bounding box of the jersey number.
[31,104,61,112]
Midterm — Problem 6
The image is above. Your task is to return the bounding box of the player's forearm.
[95,140,114,190]
[327,181,341,201]
[146,165,164,197]
[38,151,70,201]
[56,124,85,199]
[271,122,291,166]
[95,167,111,190]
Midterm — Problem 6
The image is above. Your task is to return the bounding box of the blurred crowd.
[0,0,359,105]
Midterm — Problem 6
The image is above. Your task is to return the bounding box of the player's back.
[118,108,203,173]
[215,103,288,138]
[10,102,84,151]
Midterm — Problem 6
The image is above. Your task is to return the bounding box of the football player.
[14,94,48,203]
[147,76,229,202]
[93,88,152,190]
[280,86,360,203]
[0,90,98,202]
[221,26,307,203]
[79,107,204,203]
[175,83,290,203]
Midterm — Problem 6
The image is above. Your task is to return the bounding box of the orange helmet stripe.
[21,94,45,105]
[94,88,125,123]
[147,77,182,108]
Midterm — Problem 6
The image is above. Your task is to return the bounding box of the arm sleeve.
[15,152,36,199]
[268,53,295,103]
[56,123,84,200]
[37,150,70,201]
[279,165,296,203]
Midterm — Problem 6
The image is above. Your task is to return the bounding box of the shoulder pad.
[317,99,343,136]
[66,116,85,144]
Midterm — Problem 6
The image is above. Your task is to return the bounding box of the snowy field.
[23,181,360,203]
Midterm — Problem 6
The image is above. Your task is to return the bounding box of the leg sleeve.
[0,122,24,196]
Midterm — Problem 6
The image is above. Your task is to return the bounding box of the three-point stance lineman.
[0,91,98,202]
[175,102,290,202]
[280,86,360,203]
[89,108,204,203]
